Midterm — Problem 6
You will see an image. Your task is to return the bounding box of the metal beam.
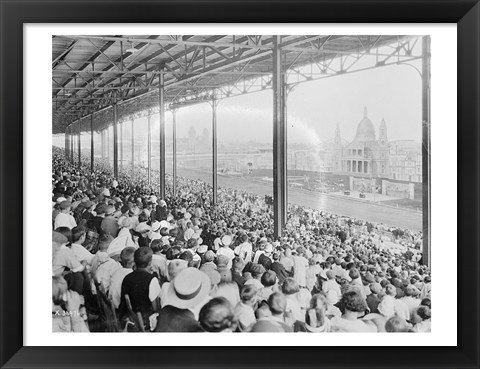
[90,115,94,173]
[272,36,287,239]
[212,97,218,206]
[422,36,431,268]
[66,35,271,50]
[159,68,166,199]
[113,101,119,178]
[172,109,177,197]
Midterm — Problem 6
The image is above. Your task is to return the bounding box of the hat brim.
[165,272,211,310]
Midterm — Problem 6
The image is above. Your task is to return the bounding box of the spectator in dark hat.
[101,205,119,238]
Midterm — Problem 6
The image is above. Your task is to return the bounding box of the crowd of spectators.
[52,147,431,333]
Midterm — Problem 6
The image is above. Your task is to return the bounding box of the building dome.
[354,107,376,142]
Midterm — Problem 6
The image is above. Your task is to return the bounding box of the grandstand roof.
[52,35,420,134]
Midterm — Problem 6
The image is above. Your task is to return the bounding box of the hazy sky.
[163,60,422,146]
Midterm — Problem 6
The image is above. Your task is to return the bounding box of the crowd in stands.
[52,147,430,333]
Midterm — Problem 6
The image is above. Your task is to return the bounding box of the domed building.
[333,107,389,178]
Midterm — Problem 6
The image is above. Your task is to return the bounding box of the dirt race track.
[162,166,423,232]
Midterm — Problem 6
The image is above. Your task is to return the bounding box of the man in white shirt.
[54,201,77,230]
[234,233,253,264]
[109,247,135,309]
[107,217,138,258]
[70,226,94,264]
[217,235,235,270]
[322,270,342,305]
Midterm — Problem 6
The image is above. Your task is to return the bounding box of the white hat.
[136,222,151,234]
[197,245,208,254]
[221,235,232,246]
[111,180,118,188]
[159,220,170,230]
[150,195,158,204]
[159,199,167,207]
[149,232,162,242]
[56,197,67,204]
[151,221,161,232]
[102,188,111,197]
[121,217,134,229]
[165,268,211,309]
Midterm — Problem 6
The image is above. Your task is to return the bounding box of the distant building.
[388,140,422,182]
[332,107,390,178]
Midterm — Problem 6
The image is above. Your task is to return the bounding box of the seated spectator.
[378,284,410,321]
[234,284,258,331]
[91,234,120,293]
[54,201,77,230]
[385,316,410,332]
[270,252,289,285]
[52,230,85,294]
[199,297,237,332]
[109,247,135,309]
[257,270,278,303]
[200,250,221,288]
[52,276,89,332]
[401,285,422,315]
[282,278,305,323]
[293,296,331,332]
[231,257,247,288]
[70,226,94,265]
[366,283,383,314]
[322,270,342,305]
[156,268,211,332]
[251,292,293,332]
[101,205,119,238]
[411,305,431,332]
[119,247,161,330]
[244,263,265,290]
[107,217,138,259]
[330,291,377,332]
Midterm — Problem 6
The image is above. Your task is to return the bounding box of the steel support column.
[120,120,123,170]
[113,102,119,178]
[70,126,74,163]
[172,109,177,197]
[147,112,152,185]
[159,67,166,199]
[101,130,105,161]
[212,98,218,206]
[90,115,94,173]
[422,36,431,268]
[65,128,69,160]
[77,120,81,169]
[272,35,287,239]
[65,131,68,159]
[131,118,134,172]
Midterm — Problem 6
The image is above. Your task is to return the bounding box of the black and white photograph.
[50,34,431,334]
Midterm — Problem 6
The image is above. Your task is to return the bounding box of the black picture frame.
[1,0,478,368]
